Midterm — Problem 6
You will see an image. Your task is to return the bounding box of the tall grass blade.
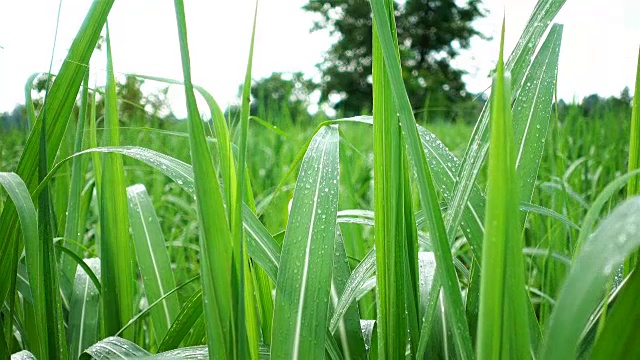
[542,197,640,359]
[61,70,91,286]
[371,0,408,356]
[270,126,340,360]
[234,3,260,358]
[38,45,67,359]
[368,0,473,357]
[99,28,136,339]
[126,184,180,344]
[173,1,234,357]
[476,21,531,360]
[68,258,101,359]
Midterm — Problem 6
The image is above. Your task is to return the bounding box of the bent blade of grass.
[68,258,100,359]
[573,168,640,254]
[590,265,640,360]
[329,229,367,360]
[35,146,281,284]
[126,184,180,345]
[542,197,640,359]
[0,173,42,357]
[80,336,150,360]
[99,29,136,339]
[132,74,237,211]
[173,1,234,357]
[329,249,376,334]
[369,0,473,357]
[476,22,530,360]
[271,126,340,360]
[0,0,114,316]
[157,289,203,352]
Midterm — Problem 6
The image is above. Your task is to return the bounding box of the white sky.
[0,0,638,117]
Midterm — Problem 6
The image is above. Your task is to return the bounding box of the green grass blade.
[0,0,114,320]
[590,266,640,360]
[542,197,640,359]
[329,249,376,334]
[574,169,640,253]
[81,337,150,359]
[68,258,101,359]
[627,47,640,272]
[417,126,485,259]
[476,21,531,360]
[368,0,473,357]
[173,1,234,357]
[270,126,340,360]
[371,0,408,356]
[158,289,203,352]
[234,4,260,358]
[126,184,180,344]
[329,229,367,360]
[0,173,41,356]
[61,70,91,285]
[514,24,563,204]
[627,47,640,197]
[99,28,136,339]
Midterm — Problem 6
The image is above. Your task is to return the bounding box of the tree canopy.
[304,0,485,118]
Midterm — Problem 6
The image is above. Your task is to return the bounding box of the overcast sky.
[0,0,638,117]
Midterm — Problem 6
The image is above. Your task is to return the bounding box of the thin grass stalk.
[233,3,260,358]
[173,1,234,358]
[61,70,90,284]
[100,27,136,340]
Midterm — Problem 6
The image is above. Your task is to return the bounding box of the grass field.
[1,0,640,359]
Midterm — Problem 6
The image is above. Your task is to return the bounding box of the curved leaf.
[542,197,640,359]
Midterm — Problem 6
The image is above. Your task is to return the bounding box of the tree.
[249,72,317,124]
[303,0,485,118]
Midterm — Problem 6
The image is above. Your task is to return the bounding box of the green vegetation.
[1,0,640,359]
